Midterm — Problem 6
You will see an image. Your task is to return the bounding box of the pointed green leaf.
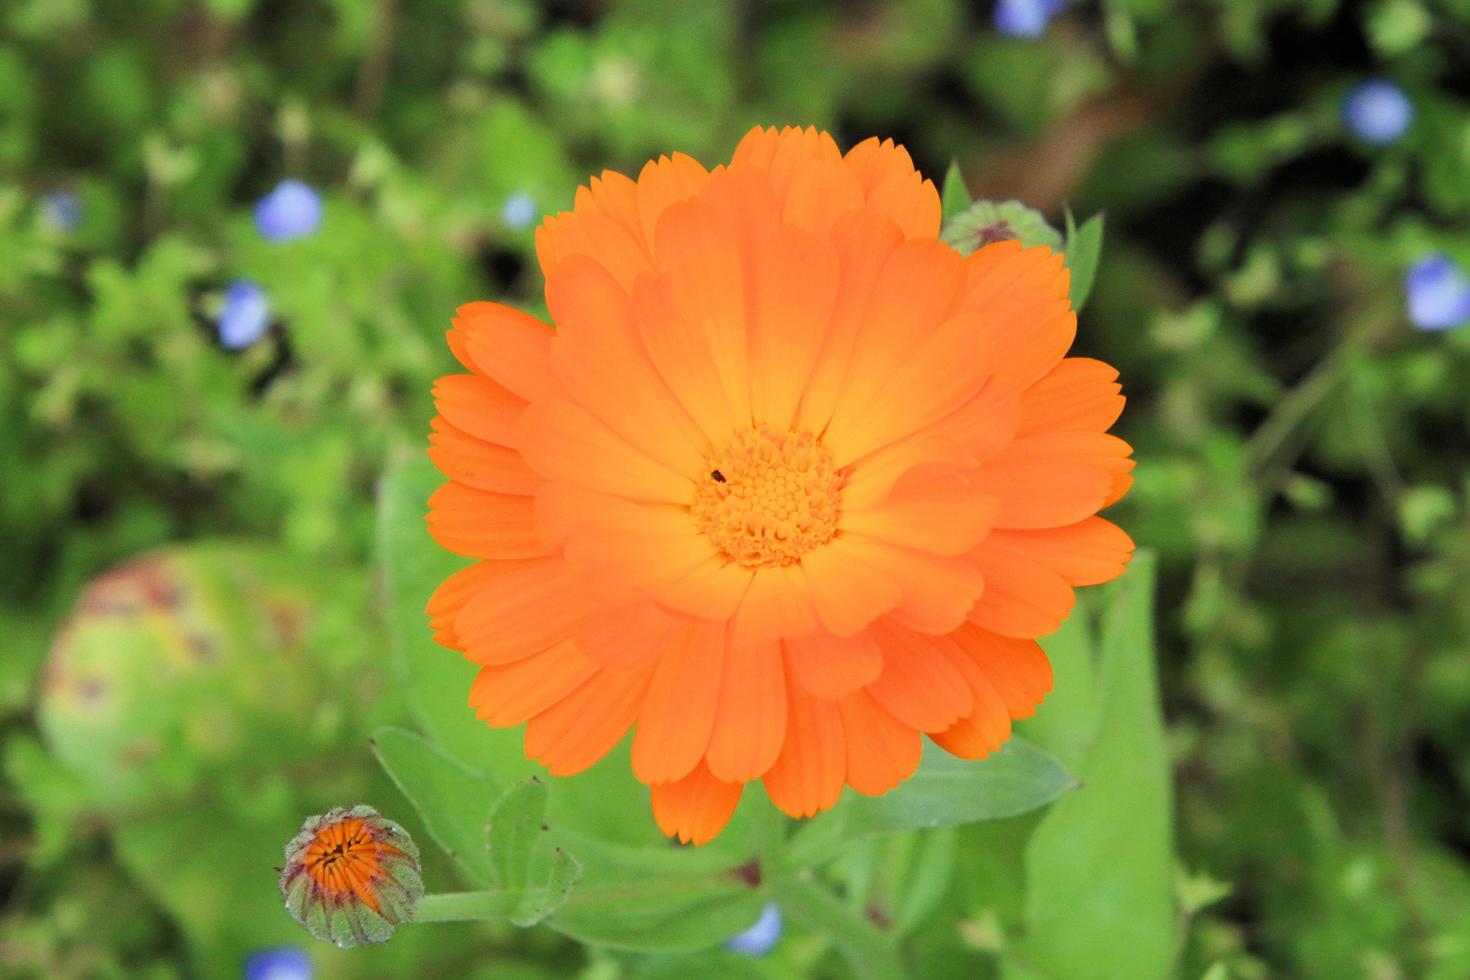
[487,777,548,892]
[371,726,498,886]
[1064,210,1105,310]
[941,159,972,222]
[1011,552,1176,980]
[785,737,1074,868]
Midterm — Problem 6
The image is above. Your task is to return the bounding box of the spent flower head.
[279,804,423,948]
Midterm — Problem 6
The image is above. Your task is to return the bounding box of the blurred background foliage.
[3,0,1470,977]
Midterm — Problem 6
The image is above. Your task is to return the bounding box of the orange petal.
[524,662,657,777]
[799,538,903,637]
[561,505,712,596]
[732,125,844,206]
[467,639,599,726]
[795,210,907,435]
[705,633,787,782]
[865,169,941,240]
[733,566,818,644]
[546,254,709,475]
[453,557,597,665]
[1019,357,1125,436]
[426,560,513,650]
[573,598,685,669]
[645,555,754,623]
[635,152,710,250]
[783,157,865,236]
[785,629,883,699]
[840,465,998,557]
[843,136,918,194]
[519,398,694,504]
[986,517,1136,588]
[824,239,966,465]
[651,195,754,428]
[828,310,993,465]
[949,624,1053,719]
[866,621,975,732]
[452,302,560,402]
[837,690,922,796]
[650,759,743,846]
[930,640,1013,760]
[972,431,1133,530]
[967,535,1075,639]
[433,374,526,448]
[428,417,541,495]
[840,374,1023,512]
[763,673,846,819]
[632,272,741,447]
[535,175,653,290]
[749,223,840,430]
[965,246,1076,390]
[632,620,725,784]
[426,482,551,559]
[836,536,984,635]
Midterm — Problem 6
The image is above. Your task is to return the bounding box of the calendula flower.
[426,126,1134,845]
[279,805,422,947]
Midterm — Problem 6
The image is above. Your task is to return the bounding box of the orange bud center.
[303,816,401,912]
[692,425,843,569]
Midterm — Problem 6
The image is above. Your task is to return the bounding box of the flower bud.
[279,805,423,947]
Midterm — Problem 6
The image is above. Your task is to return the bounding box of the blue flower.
[244,947,312,980]
[1405,254,1470,332]
[41,190,82,232]
[502,192,538,230]
[217,279,272,350]
[727,902,782,956]
[1342,79,1413,145]
[994,0,1068,39]
[254,179,323,242]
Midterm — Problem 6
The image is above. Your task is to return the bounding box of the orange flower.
[426,126,1134,845]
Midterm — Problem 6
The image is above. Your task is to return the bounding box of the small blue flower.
[254,179,323,242]
[502,192,538,230]
[244,947,312,980]
[41,190,82,232]
[1342,79,1413,145]
[217,279,272,350]
[727,902,782,956]
[994,0,1068,39]
[1405,254,1470,332]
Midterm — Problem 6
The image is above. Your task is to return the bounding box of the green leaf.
[1064,210,1105,310]
[485,777,585,926]
[488,778,549,893]
[941,159,972,222]
[1010,551,1175,980]
[941,199,1063,256]
[371,726,498,886]
[844,738,1076,835]
[784,738,1074,870]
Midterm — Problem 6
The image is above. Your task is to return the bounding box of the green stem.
[768,872,908,980]
[414,870,742,923]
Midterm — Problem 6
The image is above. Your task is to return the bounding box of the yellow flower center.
[692,425,843,569]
